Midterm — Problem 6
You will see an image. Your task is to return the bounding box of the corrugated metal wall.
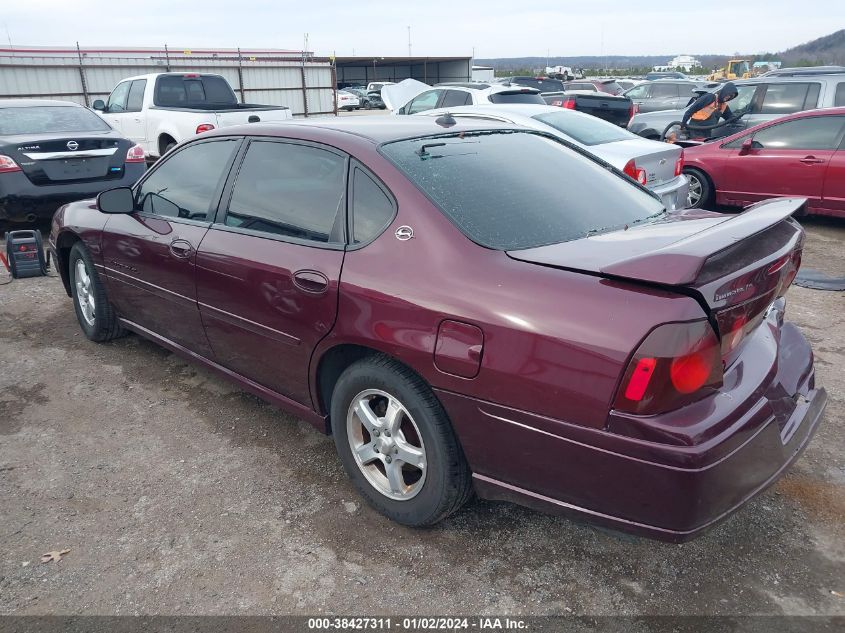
[0,53,335,116]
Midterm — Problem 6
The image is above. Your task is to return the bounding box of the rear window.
[488,92,545,105]
[0,105,111,135]
[380,131,663,251]
[154,75,237,106]
[532,111,636,145]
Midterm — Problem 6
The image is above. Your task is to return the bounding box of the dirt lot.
[0,219,843,617]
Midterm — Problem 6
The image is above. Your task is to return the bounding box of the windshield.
[380,130,663,250]
[532,111,636,145]
[0,105,111,135]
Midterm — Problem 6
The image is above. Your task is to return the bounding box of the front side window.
[381,131,663,251]
[407,90,442,114]
[224,141,346,244]
[624,84,650,99]
[136,140,238,221]
[750,116,845,150]
[107,81,131,112]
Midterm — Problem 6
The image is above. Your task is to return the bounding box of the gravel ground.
[0,218,843,617]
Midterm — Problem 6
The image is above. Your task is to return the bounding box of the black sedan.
[0,99,145,225]
[345,88,386,110]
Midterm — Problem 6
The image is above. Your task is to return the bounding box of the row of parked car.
[0,66,831,541]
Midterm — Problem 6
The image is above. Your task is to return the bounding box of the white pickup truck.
[93,72,292,161]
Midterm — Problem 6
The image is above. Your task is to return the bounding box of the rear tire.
[684,168,713,209]
[69,242,125,342]
[331,355,473,526]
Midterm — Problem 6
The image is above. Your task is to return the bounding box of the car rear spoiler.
[601,197,807,286]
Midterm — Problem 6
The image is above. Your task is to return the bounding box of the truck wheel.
[331,355,473,526]
[163,141,177,154]
[69,242,125,342]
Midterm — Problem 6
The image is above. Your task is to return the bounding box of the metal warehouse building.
[0,46,473,115]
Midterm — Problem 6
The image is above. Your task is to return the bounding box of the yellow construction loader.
[708,59,752,81]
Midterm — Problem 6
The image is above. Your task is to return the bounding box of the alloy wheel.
[687,174,703,207]
[75,259,96,326]
[346,389,427,500]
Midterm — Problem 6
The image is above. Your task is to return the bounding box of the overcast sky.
[1,1,840,58]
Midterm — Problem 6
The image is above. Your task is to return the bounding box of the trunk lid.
[567,93,632,126]
[594,138,681,187]
[2,132,127,185]
[507,197,806,362]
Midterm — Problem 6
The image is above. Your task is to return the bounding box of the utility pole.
[407,26,412,57]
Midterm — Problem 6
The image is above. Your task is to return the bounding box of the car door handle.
[799,156,825,164]
[169,238,193,259]
[293,270,329,294]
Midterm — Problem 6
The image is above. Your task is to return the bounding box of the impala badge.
[395,226,414,241]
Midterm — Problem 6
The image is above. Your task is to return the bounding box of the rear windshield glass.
[380,131,663,250]
[488,92,545,105]
[0,106,111,135]
[155,75,237,106]
[532,111,635,145]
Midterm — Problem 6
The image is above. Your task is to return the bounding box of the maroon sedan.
[49,117,826,541]
[683,107,845,215]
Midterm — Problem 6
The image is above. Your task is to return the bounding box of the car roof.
[0,98,85,108]
[208,116,522,144]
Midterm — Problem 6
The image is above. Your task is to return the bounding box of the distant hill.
[476,29,845,73]
[778,29,845,65]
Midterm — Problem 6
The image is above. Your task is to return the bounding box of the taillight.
[674,151,684,177]
[196,123,215,134]
[125,144,145,163]
[0,155,22,173]
[632,103,640,116]
[614,320,722,415]
[561,97,576,109]
[622,159,647,185]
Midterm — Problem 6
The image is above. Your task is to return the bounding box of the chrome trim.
[22,148,119,160]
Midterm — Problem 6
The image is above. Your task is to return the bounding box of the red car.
[49,118,826,541]
[683,107,845,216]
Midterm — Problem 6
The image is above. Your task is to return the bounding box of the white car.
[417,104,690,211]
[381,79,545,115]
[366,81,395,92]
[93,73,292,161]
[336,90,361,111]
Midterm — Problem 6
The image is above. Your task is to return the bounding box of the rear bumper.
[650,174,690,210]
[437,318,825,542]
[0,165,145,222]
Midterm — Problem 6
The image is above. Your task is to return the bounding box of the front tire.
[684,168,713,209]
[331,355,472,526]
[69,242,125,342]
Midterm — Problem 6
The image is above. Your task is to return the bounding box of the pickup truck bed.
[543,91,633,127]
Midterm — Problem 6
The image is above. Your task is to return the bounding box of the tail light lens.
[0,155,22,173]
[125,144,145,163]
[674,151,684,177]
[614,320,722,415]
[622,159,647,185]
[559,97,576,109]
[196,123,215,134]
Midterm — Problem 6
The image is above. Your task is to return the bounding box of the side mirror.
[739,138,755,154]
[92,99,106,111]
[97,187,135,214]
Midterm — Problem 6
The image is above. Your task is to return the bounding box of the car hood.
[381,79,431,111]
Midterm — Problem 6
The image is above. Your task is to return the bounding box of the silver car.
[416,104,689,211]
[627,75,845,139]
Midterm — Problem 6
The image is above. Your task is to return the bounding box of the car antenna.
[435,112,457,128]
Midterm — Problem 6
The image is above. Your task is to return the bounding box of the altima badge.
[395,226,414,241]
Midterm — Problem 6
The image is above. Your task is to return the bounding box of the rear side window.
[137,140,238,221]
[351,168,395,244]
[751,116,845,150]
[440,90,472,107]
[834,82,845,107]
[0,105,111,135]
[488,92,545,105]
[126,80,146,112]
[225,141,346,244]
[381,131,663,251]
[759,83,818,114]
